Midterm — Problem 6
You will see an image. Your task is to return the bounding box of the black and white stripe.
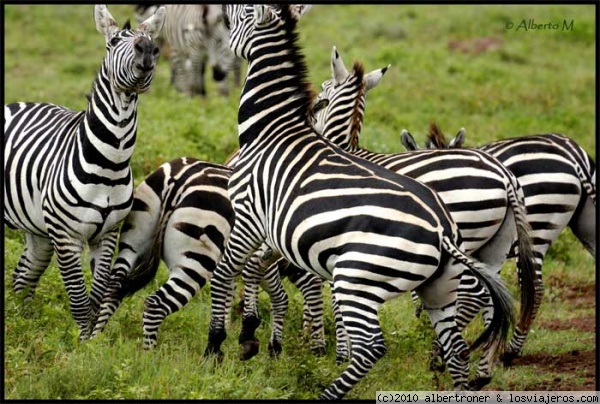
[89,157,289,350]
[244,47,537,387]
[402,129,596,361]
[203,5,514,398]
[4,5,166,339]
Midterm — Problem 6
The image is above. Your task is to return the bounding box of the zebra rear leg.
[501,264,544,364]
[569,195,596,257]
[142,268,205,350]
[12,233,54,301]
[319,287,386,400]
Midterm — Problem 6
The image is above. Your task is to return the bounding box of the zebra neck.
[237,28,315,148]
[80,61,139,165]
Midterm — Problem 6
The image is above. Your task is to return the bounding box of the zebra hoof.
[500,351,520,366]
[203,345,225,363]
[268,340,282,358]
[240,339,260,361]
[469,376,492,391]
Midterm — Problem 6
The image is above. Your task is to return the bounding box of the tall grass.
[3,4,595,399]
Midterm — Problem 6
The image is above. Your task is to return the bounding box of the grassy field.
[3,4,596,399]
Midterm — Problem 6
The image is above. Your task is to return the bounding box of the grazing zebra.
[401,128,596,362]
[203,5,514,398]
[89,157,289,350]
[238,47,537,388]
[135,4,242,97]
[4,5,166,339]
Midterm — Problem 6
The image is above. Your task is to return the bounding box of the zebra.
[4,5,166,340]
[401,128,596,362]
[89,157,290,350]
[135,4,242,97]
[237,46,538,388]
[203,5,514,398]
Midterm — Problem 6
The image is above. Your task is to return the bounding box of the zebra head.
[400,125,466,151]
[94,5,166,94]
[310,46,390,150]
[221,4,312,60]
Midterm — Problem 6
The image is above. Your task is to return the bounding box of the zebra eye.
[109,36,121,47]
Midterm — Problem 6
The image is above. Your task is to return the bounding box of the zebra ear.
[331,46,349,85]
[449,128,466,148]
[364,64,391,92]
[94,5,119,39]
[401,130,419,151]
[137,6,166,39]
[289,4,312,21]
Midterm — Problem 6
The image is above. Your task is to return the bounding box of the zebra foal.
[4,5,166,339]
[203,5,514,398]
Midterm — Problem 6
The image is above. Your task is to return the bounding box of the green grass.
[3,4,596,399]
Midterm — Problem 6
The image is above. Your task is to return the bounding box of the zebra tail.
[442,236,515,352]
[507,176,539,334]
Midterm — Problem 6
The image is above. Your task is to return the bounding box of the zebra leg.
[502,262,544,364]
[469,297,497,390]
[259,259,289,358]
[12,233,54,301]
[319,285,386,400]
[419,263,470,391]
[204,227,264,360]
[88,228,119,322]
[330,284,350,363]
[238,247,283,360]
[287,267,326,356]
[142,268,204,350]
[50,231,92,340]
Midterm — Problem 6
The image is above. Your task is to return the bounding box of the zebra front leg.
[51,233,93,341]
[319,285,386,400]
[12,233,54,301]
[88,228,119,322]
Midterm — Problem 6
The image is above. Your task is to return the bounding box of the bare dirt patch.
[510,350,597,391]
[509,281,597,390]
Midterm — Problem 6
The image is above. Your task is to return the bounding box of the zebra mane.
[349,61,365,149]
[426,122,449,148]
[277,5,317,121]
[122,19,131,30]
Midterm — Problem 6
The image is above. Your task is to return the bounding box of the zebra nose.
[213,66,227,82]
